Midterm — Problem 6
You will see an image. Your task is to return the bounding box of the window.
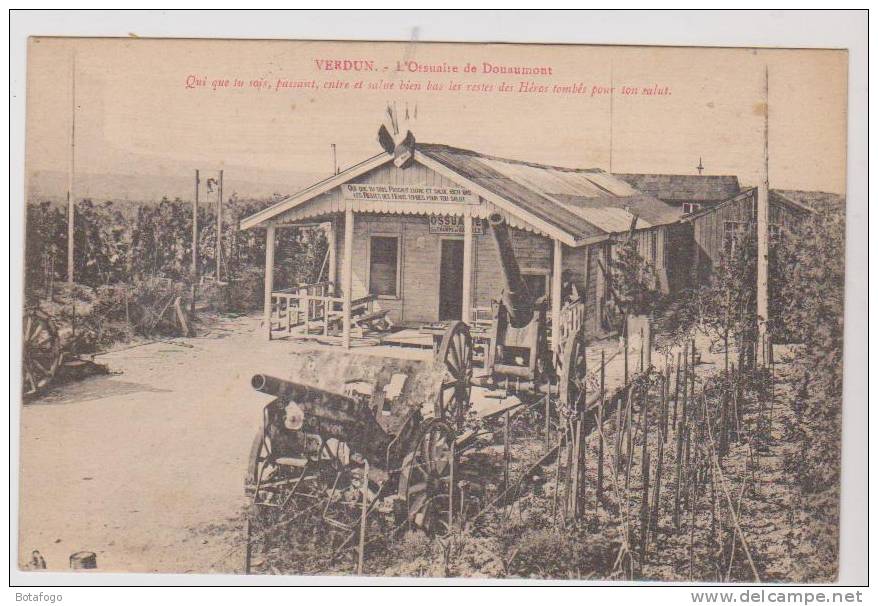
[723,221,749,257]
[368,236,399,297]
[649,231,658,265]
[682,202,702,215]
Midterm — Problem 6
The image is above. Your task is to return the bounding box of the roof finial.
[696,156,704,175]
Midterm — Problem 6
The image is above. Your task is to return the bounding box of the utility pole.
[216,169,224,283]
[67,51,76,285]
[756,65,770,365]
[191,170,200,315]
[608,64,614,173]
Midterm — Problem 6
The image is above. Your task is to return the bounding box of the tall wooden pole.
[327,217,337,288]
[551,239,563,353]
[462,206,473,323]
[191,170,200,315]
[342,206,354,349]
[756,65,770,365]
[216,169,224,283]
[67,51,76,285]
[263,225,276,340]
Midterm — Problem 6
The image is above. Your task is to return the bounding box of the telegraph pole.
[216,169,224,283]
[191,170,200,315]
[756,65,770,365]
[67,51,77,285]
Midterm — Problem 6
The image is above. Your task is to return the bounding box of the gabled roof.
[241,142,684,244]
[614,173,741,204]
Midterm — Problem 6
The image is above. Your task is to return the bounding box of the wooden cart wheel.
[398,418,458,535]
[558,334,588,411]
[22,308,62,396]
[435,321,473,430]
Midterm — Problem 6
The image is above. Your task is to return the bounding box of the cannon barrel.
[488,213,535,328]
[251,374,364,425]
[251,373,391,460]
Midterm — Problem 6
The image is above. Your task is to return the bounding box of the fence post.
[597,349,606,509]
[503,410,510,505]
[357,460,369,575]
[672,351,682,427]
[544,394,551,453]
[641,451,651,560]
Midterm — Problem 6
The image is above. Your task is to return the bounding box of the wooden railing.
[555,298,586,357]
[269,281,380,340]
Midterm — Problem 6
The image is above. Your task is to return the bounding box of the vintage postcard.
[18,35,848,583]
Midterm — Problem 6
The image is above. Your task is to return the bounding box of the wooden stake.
[625,393,635,491]
[616,390,624,470]
[680,346,689,426]
[674,418,684,529]
[652,419,665,535]
[503,410,511,503]
[357,460,369,575]
[641,451,651,559]
[672,351,682,427]
[597,352,605,508]
[544,394,551,452]
[449,442,455,532]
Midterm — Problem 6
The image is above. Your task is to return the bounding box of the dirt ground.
[17,313,433,574]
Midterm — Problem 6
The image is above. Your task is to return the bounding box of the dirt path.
[18,314,390,573]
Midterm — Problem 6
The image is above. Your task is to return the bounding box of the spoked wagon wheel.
[435,321,473,431]
[558,334,589,412]
[22,308,62,396]
[245,424,342,572]
[398,418,459,535]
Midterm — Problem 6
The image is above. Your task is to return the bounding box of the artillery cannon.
[245,322,475,571]
[479,213,590,411]
[480,213,553,392]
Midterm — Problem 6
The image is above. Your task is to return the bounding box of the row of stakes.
[542,338,764,581]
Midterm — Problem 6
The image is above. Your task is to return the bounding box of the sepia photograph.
[10,10,867,590]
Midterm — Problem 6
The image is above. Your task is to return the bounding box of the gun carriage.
[479,213,588,410]
[245,321,474,569]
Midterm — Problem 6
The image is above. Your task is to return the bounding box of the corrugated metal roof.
[419,144,678,239]
[614,173,741,203]
[418,145,605,240]
[553,193,683,228]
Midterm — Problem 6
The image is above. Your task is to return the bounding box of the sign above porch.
[342,183,478,205]
[429,215,485,235]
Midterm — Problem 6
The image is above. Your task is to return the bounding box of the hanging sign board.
[428,215,484,235]
[342,183,478,204]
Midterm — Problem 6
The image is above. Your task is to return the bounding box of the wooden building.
[241,141,684,349]
[616,173,742,215]
[681,187,814,277]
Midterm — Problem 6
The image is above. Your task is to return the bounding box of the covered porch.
[260,204,571,352]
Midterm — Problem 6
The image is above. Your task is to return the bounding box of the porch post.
[552,238,563,351]
[462,207,473,323]
[327,216,337,289]
[342,207,354,349]
[263,224,276,340]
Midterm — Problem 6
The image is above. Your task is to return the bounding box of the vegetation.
[24,195,327,343]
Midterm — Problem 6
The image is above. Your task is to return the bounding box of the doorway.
[439,239,464,321]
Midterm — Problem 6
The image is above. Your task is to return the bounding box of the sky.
[25,38,848,200]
